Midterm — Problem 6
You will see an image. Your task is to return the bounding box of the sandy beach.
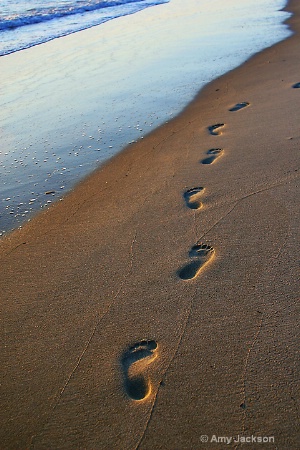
[1,0,299,448]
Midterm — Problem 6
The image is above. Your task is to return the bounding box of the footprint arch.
[208,123,225,136]
[229,102,250,112]
[121,340,158,401]
[178,243,215,281]
[201,148,223,165]
[184,187,205,209]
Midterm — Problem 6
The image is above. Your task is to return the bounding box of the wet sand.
[1,0,299,448]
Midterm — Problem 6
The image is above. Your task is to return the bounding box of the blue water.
[0,0,169,56]
[0,0,292,237]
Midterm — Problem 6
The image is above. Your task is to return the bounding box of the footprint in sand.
[201,148,224,165]
[292,82,300,88]
[184,187,205,210]
[178,242,214,281]
[208,123,225,136]
[121,340,158,401]
[229,102,250,112]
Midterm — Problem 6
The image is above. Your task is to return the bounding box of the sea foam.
[0,0,169,56]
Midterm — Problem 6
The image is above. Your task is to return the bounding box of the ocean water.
[0,0,169,56]
[0,0,291,236]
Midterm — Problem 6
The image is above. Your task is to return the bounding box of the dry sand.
[1,1,299,448]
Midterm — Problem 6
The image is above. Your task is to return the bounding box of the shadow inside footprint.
[229,102,250,112]
[184,187,204,209]
[121,340,158,401]
[208,123,224,135]
[201,148,223,165]
[292,82,300,88]
[178,243,214,280]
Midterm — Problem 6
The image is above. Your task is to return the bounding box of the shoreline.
[0,0,291,238]
[1,0,299,448]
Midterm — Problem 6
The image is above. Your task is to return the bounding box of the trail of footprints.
[121,88,298,401]
[121,100,251,401]
[180,102,253,281]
